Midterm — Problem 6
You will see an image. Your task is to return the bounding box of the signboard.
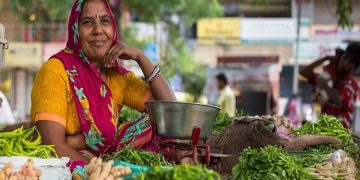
[4,42,42,67]
[241,18,296,44]
[310,24,360,42]
[240,18,309,44]
[294,41,348,64]
[197,18,240,39]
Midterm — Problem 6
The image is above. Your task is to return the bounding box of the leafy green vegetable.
[213,110,248,133]
[118,105,144,124]
[135,165,220,180]
[213,112,233,133]
[232,145,315,180]
[293,115,354,149]
[293,114,360,178]
[104,146,171,167]
[289,147,330,168]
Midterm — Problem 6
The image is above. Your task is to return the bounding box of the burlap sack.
[284,135,341,152]
[207,117,286,173]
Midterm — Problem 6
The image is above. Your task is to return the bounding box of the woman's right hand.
[103,42,143,68]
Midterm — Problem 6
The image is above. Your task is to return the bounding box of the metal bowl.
[145,101,220,140]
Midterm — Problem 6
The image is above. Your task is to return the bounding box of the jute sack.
[207,117,286,173]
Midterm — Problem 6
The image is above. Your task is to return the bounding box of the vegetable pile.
[0,127,58,158]
[0,158,41,179]
[308,149,356,180]
[213,112,233,133]
[135,165,220,180]
[293,114,357,151]
[104,147,171,167]
[119,105,144,124]
[232,145,315,180]
[293,114,360,172]
[85,157,131,180]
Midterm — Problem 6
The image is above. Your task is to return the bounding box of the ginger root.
[0,162,13,179]
[0,158,41,180]
[86,157,131,180]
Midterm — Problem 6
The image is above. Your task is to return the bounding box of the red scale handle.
[191,127,201,145]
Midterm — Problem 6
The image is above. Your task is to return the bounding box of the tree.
[6,0,355,28]
[7,0,73,23]
[121,0,223,102]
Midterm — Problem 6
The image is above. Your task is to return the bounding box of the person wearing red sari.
[300,43,360,129]
[30,0,175,169]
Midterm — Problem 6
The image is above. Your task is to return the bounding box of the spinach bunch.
[293,114,355,150]
[118,105,144,124]
[135,165,220,180]
[232,146,314,180]
[213,112,233,133]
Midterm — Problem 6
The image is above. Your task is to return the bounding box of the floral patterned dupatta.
[52,0,132,156]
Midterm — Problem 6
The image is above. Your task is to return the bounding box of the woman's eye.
[82,20,91,25]
[102,18,111,24]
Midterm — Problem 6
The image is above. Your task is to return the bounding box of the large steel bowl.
[145,101,220,140]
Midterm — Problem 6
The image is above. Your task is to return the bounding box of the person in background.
[216,73,236,117]
[284,94,301,127]
[300,43,360,129]
[30,0,175,170]
[0,90,15,125]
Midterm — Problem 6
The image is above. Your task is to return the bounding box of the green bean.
[135,165,220,180]
[105,146,171,166]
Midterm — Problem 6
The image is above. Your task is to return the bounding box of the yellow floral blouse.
[30,58,152,135]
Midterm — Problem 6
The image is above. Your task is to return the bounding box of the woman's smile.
[90,40,108,47]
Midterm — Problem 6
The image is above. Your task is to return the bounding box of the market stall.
[1,102,359,180]
[208,113,359,179]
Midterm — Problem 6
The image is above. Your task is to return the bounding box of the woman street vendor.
[30,0,175,165]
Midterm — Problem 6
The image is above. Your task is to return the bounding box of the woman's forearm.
[35,121,89,163]
[300,57,326,79]
[136,53,176,101]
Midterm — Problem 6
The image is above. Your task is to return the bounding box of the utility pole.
[292,0,301,95]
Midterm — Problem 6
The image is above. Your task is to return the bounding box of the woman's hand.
[66,133,88,150]
[104,42,176,101]
[103,43,143,68]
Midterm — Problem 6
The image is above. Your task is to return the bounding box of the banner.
[240,18,309,44]
[310,24,360,42]
[241,18,295,44]
[197,18,240,39]
[4,42,42,67]
[294,41,348,64]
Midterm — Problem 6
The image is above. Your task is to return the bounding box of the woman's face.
[79,0,114,62]
[338,52,356,74]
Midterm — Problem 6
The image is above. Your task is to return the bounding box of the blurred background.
[0,0,359,131]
